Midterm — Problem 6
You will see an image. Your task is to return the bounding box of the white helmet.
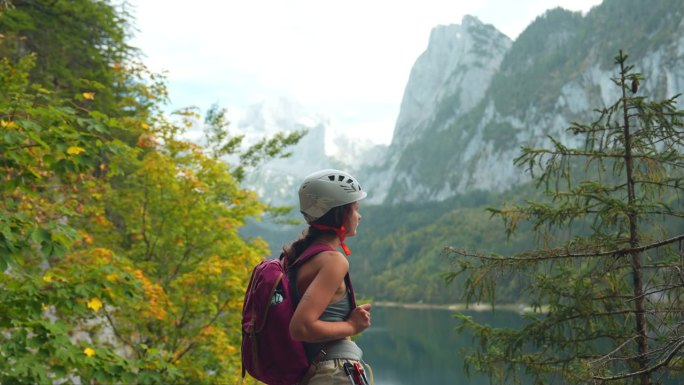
[298,169,367,222]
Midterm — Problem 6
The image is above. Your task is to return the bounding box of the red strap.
[310,223,351,256]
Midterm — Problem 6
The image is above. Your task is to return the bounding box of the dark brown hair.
[283,203,353,263]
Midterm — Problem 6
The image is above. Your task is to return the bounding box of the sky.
[129,0,604,150]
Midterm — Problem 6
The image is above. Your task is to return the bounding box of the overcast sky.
[129,0,603,149]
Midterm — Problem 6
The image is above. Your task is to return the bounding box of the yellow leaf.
[83,347,96,357]
[87,298,103,312]
[82,92,95,100]
[106,273,118,282]
[1,120,16,129]
[80,231,93,245]
[42,274,53,283]
[67,146,85,155]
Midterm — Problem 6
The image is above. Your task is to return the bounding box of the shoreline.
[373,301,546,313]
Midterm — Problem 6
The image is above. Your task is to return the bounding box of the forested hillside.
[0,1,295,383]
[345,0,684,305]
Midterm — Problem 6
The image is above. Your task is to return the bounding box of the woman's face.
[344,202,362,237]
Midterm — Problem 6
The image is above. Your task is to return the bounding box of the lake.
[355,305,681,385]
[355,305,518,385]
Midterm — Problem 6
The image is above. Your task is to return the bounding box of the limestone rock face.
[363,16,511,204]
[392,16,511,151]
[243,1,684,208]
[365,3,684,205]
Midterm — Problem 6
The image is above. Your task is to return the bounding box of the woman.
[286,169,373,385]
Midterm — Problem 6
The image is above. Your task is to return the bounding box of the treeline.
[0,1,296,383]
[350,180,684,305]
[348,183,549,304]
[348,0,684,307]
[493,0,684,116]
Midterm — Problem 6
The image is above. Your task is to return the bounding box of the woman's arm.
[289,251,371,342]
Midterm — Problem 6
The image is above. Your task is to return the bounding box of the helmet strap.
[310,223,351,256]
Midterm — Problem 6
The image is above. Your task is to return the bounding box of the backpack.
[240,243,356,385]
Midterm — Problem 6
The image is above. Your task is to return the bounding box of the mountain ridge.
[364,0,684,205]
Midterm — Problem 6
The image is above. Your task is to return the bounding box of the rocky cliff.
[240,0,684,210]
[363,15,511,204]
[365,0,684,205]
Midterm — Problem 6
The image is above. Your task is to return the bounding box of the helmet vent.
[338,175,345,181]
[328,175,335,181]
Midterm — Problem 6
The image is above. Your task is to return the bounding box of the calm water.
[355,306,681,385]
[356,306,518,385]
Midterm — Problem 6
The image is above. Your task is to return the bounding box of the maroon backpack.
[241,243,356,385]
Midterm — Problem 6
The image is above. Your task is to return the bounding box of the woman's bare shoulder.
[308,249,349,272]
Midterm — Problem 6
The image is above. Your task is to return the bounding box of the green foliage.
[345,188,540,304]
[0,0,134,112]
[492,7,584,116]
[585,0,684,66]
[0,53,117,267]
[80,115,268,384]
[202,103,306,182]
[0,1,300,384]
[0,50,168,385]
[446,52,684,384]
[492,0,684,116]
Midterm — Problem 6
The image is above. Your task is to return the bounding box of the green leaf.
[30,228,51,245]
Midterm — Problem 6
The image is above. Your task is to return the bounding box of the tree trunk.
[619,51,650,385]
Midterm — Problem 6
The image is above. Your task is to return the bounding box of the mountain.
[364,0,684,205]
[240,0,684,300]
[329,135,388,173]
[238,97,389,208]
[363,15,512,204]
[240,0,684,209]
[238,97,333,206]
[348,0,684,303]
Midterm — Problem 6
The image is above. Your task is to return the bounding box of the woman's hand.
[347,303,372,334]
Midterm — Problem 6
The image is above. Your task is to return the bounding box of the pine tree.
[447,51,684,384]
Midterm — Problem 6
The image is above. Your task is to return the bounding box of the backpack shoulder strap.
[287,243,337,270]
[345,272,357,309]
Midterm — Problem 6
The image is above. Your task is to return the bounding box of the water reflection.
[357,306,681,385]
[357,305,515,385]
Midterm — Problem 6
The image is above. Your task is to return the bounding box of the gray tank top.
[293,276,355,361]
[318,290,352,321]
